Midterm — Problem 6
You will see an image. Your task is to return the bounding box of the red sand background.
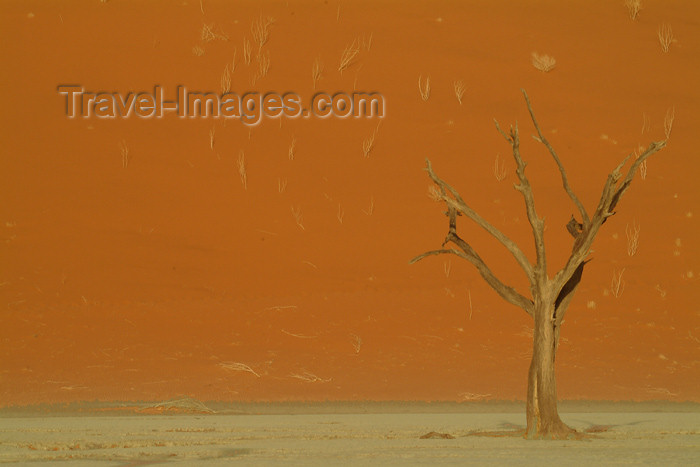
[1,0,698,406]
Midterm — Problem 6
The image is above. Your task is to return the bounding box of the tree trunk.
[525,299,577,439]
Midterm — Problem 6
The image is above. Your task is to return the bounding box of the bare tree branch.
[446,231,534,314]
[415,91,666,329]
[410,243,534,315]
[494,120,547,281]
[611,141,666,212]
[424,159,535,283]
[521,89,590,227]
[552,140,666,295]
[412,171,534,315]
[410,248,467,263]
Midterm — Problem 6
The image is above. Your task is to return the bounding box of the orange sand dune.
[1,0,698,406]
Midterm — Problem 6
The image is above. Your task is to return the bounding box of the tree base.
[525,421,581,440]
[465,425,587,441]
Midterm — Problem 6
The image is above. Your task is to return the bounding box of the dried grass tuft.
[611,268,626,298]
[418,75,431,101]
[219,361,260,377]
[221,64,231,94]
[626,221,640,256]
[120,140,129,168]
[362,196,374,216]
[339,39,360,73]
[664,106,674,140]
[289,371,331,383]
[251,16,274,54]
[288,135,297,160]
[493,153,507,181]
[243,38,252,65]
[238,150,247,190]
[625,0,642,20]
[531,52,556,72]
[291,205,304,230]
[312,57,323,89]
[454,80,465,105]
[658,23,676,53]
[362,122,381,158]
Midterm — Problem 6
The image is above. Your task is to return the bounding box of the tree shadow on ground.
[569,418,654,433]
[420,418,649,441]
[459,421,600,440]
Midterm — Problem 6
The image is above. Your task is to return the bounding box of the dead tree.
[411,90,666,439]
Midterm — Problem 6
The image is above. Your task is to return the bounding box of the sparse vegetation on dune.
[237,150,247,190]
[418,75,430,101]
[252,51,271,84]
[531,52,556,72]
[243,37,252,64]
[251,15,274,54]
[361,32,373,52]
[626,221,640,256]
[312,57,323,89]
[291,205,304,230]
[337,203,344,224]
[625,0,642,20]
[362,196,374,216]
[454,80,465,105]
[658,23,676,52]
[611,268,626,298]
[201,22,227,43]
[664,106,675,139]
[362,122,381,158]
[119,139,129,168]
[3,0,695,417]
[493,153,506,181]
[288,135,297,160]
[220,63,231,94]
[219,361,260,377]
[339,39,360,73]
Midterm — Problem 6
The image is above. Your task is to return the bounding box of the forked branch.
[410,246,533,314]
[412,159,534,315]
[423,159,535,284]
[522,90,590,227]
[414,91,667,324]
[410,187,533,314]
[611,141,666,212]
[553,140,666,293]
[494,119,547,280]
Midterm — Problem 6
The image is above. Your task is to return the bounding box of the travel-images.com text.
[57,85,385,126]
